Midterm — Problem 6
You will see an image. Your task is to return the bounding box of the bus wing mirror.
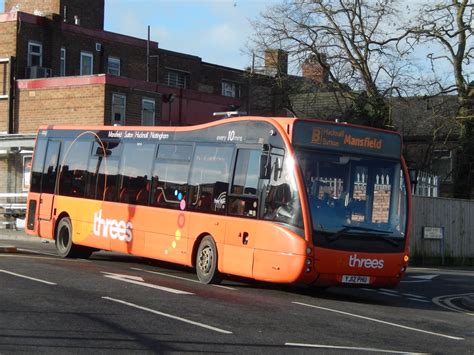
[260,154,271,179]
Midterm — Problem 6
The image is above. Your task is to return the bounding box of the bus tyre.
[196,236,222,284]
[56,217,92,259]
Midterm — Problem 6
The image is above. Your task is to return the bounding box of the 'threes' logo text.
[93,210,133,242]
[349,254,384,269]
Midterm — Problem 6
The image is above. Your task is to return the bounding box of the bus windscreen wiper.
[326,225,399,246]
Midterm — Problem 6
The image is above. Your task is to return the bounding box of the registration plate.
[341,275,370,284]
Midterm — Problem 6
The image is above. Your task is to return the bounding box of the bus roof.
[37,116,402,140]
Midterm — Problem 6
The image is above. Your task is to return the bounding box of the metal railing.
[0,192,27,229]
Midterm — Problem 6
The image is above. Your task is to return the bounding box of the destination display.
[293,120,402,159]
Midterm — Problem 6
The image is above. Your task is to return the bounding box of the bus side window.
[151,144,192,209]
[58,140,91,198]
[228,149,260,218]
[118,142,155,205]
[188,145,233,214]
[263,152,303,228]
[41,141,61,194]
[30,138,47,193]
[85,140,122,201]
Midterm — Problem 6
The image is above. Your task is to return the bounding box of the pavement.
[1,228,474,311]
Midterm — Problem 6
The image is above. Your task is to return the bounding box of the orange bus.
[26,116,411,287]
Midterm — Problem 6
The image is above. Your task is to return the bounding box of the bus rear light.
[306,247,312,255]
[306,267,311,273]
[403,255,409,262]
[306,258,312,265]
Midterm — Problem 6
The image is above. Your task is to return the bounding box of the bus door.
[224,149,261,278]
[38,140,61,238]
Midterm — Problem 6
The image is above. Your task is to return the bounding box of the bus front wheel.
[196,236,222,284]
[55,217,92,259]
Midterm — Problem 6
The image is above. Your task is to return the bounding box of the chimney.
[264,49,288,76]
[302,54,329,84]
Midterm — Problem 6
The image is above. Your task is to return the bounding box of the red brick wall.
[15,19,158,80]
[60,0,104,29]
[5,0,60,15]
[16,82,106,133]
[104,85,162,126]
[5,0,104,29]
[0,19,17,57]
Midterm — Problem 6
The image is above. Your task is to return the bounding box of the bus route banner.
[293,120,402,159]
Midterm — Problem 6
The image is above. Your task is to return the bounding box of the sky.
[104,0,278,70]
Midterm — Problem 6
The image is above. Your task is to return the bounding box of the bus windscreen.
[296,149,408,252]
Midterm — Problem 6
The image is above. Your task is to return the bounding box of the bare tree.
[248,0,411,128]
[408,0,473,198]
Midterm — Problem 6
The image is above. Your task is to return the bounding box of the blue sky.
[103,0,278,70]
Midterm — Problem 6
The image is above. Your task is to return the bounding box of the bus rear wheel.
[56,217,92,259]
[196,236,222,284]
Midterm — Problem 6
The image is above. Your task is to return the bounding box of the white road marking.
[378,292,400,297]
[407,298,431,303]
[285,343,426,354]
[0,253,90,262]
[17,248,59,257]
[379,288,399,293]
[401,275,438,283]
[403,293,426,299]
[102,272,193,295]
[432,294,474,316]
[293,301,464,341]
[409,275,438,280]
[0,269,56,285]
[102,296,232,334]
[131,267,237,290]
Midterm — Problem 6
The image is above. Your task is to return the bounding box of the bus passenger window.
[41,141,61,194]
[58,140,91,198]
[30,138,47,193]
[151,144,192,209]
[118,142,155,205]
[188,145,233,214]
[228,149,260,218]
[85,140,122,201]
[262,153,303,228]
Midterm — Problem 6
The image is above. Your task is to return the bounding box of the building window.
[165,69,189,89]
[107,56,121,76]
[28,41,42,67]
[80,51,93,75]
[60,47,66,76]
[431,150,453,182]
[112,93,126,125]
[222,80,240,98]
[141,99,155,126]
